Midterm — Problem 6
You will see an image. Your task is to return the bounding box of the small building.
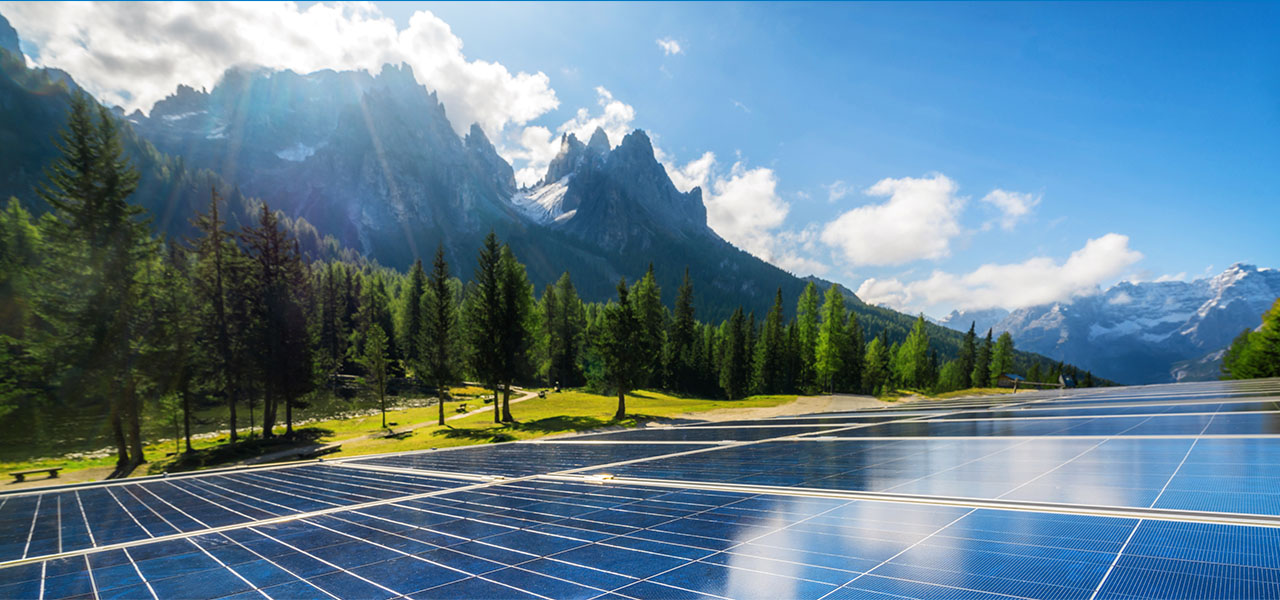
[996,373,1026,389]
[1059,373,1077,389]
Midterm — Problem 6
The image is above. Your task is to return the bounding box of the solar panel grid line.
[73,492,94,548]
[21,494,41,560]
[991,415,1163,502]
[133,479,213,532]
[0,475,524,570]
[1088,520,1144,600]
[185,536,265,600]
[815,508,981,600]
[563,475,1280,529]
[120,546,159,600]
[330,461,506,481]
[102,486,161,540]
[209,530,341,600]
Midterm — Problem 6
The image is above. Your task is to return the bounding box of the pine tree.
[841,311,864,392]
[814,285,846,392]
[549,273,586,388]
[894,316,930,390]
[359,324,390,428]
[420,244,459,426]
[242,204,314,438]
[1231,299,1280,379]
[399,258,426,365]
[795,282,820,391]
[719,307,750,400]
[599,279,645,419]
[972,329,993,387]
[37,93,148,475]
[753,288,786,394]
[1221,329,1255,379]
[464,232,504,422]
[632,264,666,388]
[990,331,1016,384]
[863,336,888,395]
[958,322,977,389]
[495,245,536,422]
[668,268,698,392]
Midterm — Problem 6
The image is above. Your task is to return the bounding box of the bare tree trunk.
[126,377,145,467]
[492,387,500,423]
[227,376,238,444]
[437,387,446,426]
[181,379,193,453]
[285,394,294,438]
[380,388,387,429]
[109,392,129,476]
[501,383,513,422]
[614,389,626,421]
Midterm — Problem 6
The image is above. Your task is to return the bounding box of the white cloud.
[981,189,1040,231]
[820,174,965,266]
[1154,272,1187,283]
[0,1,558,139]
[656,37,682,56]
[509,86,637,186]
[856,233,1143,312]
[658,150,825,276]
[824,180,851,203]
[731,99,750,113]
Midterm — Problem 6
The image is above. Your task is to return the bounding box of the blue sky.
[5,2,1277,316]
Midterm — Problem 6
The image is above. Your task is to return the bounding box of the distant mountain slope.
[941,264,1280,383]
[0,13,1106,374]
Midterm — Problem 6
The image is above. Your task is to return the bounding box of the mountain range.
[939,264,1280,383]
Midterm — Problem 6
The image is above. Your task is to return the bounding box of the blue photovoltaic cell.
[1152,438,1280,515]
[0,464,468,562]
[3,380,1280,599]
[347,441,711,477]
[1095,520,1280,599]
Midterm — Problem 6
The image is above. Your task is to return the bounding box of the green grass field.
[0,389,797,484]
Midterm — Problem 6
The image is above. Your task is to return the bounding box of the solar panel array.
[3,379,1280,599]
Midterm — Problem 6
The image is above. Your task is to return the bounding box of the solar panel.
[3,379,1280,599]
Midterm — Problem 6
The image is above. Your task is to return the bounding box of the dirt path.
[669,393,907,423]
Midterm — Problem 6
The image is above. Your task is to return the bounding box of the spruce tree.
[795,282,820,391]
[399,258,426,365]
[632,264,666,388]
[753,288,786,394]
[842,311,864,393]
[599,279,645,419]
[464,232,504,422]
[667,268,697,392]
[420,244,458,426]
[972,329,994,387]
[719,307,750,400]
[359,324,390,428]
[550,273,586,387]
[863,336,888,395]
[37,93,148,474]
[495,245,536,422]
[958,322,977,389]
[989,331,1016,384]
[814,285,846,393]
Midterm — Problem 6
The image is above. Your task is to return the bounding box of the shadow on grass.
[431,427,516,444]
[151,427,334,474]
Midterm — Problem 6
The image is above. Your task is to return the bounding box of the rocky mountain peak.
[586,127,611,155]
[0,13,22,64]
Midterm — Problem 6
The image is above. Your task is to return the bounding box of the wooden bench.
[10,467,61,483]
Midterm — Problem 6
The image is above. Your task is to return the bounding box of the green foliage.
[719,307,750,400]
[972,329,993,387]
[357,324,390,428]
[795,282,820,391]
[863,336,890,395]
[753,289,787,394]
[814,284,847,392]
[1222,299,1280,380]
[597,279,646,418]
[893,315,931,390]
[990,331,1016,383]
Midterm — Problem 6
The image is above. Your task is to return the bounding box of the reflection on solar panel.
[3,379,1280,599]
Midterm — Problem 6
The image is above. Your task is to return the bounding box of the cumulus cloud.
[509,86,637,186]
[824,180,851,203]
[657,151,826,276]
[656,37,682,56]
[855,233,1143,312]
[981,189,1040,231]
[820,174,965,266]
[0,1,558,138]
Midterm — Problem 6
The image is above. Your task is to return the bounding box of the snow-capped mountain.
[941,264,1280,383]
